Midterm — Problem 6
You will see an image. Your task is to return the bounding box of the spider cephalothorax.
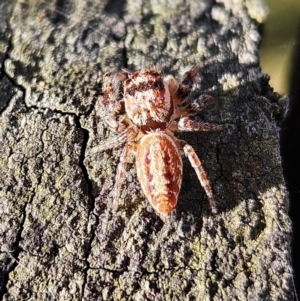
[124,69,173,131]
[91,67,221,219]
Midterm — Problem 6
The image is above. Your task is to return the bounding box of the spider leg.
[121,68,133,75]
[103,116,133,134]
[164,75,180,104]
[187,94,215,114]
[165,66,200,106]
[183,143,217,213]
[103,115,126,133]
[96,71,129,133]
[89,125,138,155]
[166,66,217,120]
[177,117,223,132]
[112,143,135,209]
[99,73,124,114]
[172,95,215,120]
[168,117,222,133]
[178,66,200,100]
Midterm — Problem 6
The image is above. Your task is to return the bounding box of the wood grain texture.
[0,0,294,300]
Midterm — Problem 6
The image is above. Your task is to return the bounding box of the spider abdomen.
[136,132,183,217]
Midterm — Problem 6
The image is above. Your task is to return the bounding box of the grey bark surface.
[0,0,294,300]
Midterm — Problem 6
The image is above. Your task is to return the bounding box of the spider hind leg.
[112,143,135,209]
[183,143,218,214]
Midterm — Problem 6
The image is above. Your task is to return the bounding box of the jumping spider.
[91,67,221,219]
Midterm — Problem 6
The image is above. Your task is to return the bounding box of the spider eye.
[153,81,163,90]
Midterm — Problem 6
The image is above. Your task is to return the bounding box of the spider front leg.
[98,71,128,133]
[183,143,217,214]
[165,66,200,106]
[178,66,200,101]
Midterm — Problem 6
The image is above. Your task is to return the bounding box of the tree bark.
[0,0,294,300]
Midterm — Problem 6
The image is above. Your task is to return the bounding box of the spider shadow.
[171,60,284,227]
